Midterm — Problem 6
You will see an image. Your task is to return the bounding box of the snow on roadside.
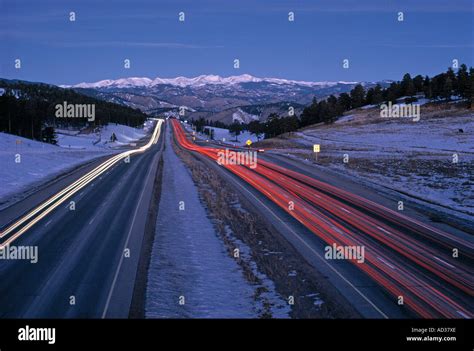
[285,113,474,214]
[146,127,289,318]
[57,121,152,150]
[0,121,152,205]
[0,132,112,203]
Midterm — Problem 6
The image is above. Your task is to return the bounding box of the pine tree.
[456,64,469,99]
[350,84,366,108]
[286,115,299,133]
[401,73,415,96]
[469,67,474,107]
[446,67,457,93]
[337,93,352,111]
[248,121,264,140]
[372,84,384,104]
[229,122,243,141]
[443,77,453,101]
[423,76,432,99]
[42,126,57,145]
[413,75,424,93]
[365,88,375,105]
[385,82,400,103]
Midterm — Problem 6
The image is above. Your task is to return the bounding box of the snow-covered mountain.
[65,74,380,124]
[65,74,358,89]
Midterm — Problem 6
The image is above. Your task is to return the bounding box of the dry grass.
[173,139,360,318]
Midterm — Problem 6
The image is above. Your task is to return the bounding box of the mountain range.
[64,74,381,124]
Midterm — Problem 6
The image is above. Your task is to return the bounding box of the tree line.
[235,64,473,139]
[191,117,227,133]
[0,80,148,144]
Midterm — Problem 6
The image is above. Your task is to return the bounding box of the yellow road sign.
[246,139,252,146]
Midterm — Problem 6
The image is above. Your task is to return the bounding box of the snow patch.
[0,133,112,203]
[232,108,259,124]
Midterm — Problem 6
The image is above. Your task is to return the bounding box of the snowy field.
[272,111,474,214]
[0,121,152,205]
[294,114,473,157]
[56,121,153,150]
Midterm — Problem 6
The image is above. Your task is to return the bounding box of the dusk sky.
[1,0,472,85]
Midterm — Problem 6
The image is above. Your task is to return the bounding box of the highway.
[0,117,471,319]
[171,119,474,319]
[0,119,164,318]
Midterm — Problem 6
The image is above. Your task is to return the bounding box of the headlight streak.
[0,119,163,249]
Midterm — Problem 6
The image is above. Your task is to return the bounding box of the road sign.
[313,144,320,153]
[246,139,252,146]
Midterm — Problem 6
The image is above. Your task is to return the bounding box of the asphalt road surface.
[172,119,473,319]
[0,120,164,318]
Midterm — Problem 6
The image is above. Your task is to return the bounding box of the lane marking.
[208,158,389,319]
[101,141,160,318]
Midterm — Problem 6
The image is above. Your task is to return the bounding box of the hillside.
[66,74,382,123]
[257,102,474,215]
[0,78,149,142]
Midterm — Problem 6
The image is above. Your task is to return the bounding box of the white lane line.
[102,136,161,318]
[89,216,96,225]
[44,220,52,227]
[216,162,389,319]
[79,192,84,196]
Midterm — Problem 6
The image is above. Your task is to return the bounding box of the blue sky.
[1,0,472,85]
